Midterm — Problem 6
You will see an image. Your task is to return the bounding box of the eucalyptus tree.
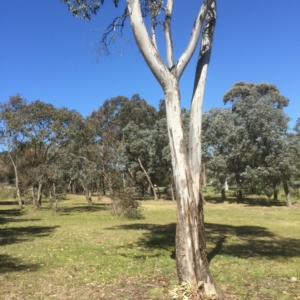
[19,100,83,208]
[87,96,130,197]
[0,95,28,208]
[62,0,219,296]
[122,121,158,199]
[202,108,235,201]
[224,82,293,206]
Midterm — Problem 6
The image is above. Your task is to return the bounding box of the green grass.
[0,193,300,299]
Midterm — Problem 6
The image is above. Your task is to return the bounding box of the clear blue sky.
[1,1,299,129]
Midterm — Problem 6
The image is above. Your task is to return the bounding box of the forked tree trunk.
[127,0,220,297]
[165,80,219,297]
[137,157,158,200]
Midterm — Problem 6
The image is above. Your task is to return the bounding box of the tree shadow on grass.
[0,208,41,225]
[0,225,59,246]
[0,254,39,273]
[59,203,109,215]
[106,222,300,262]
[205,194,287,207]
[0,200,19,206]
[106,223,177,259]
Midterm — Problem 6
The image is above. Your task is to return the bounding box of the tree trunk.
[165,79,219,297]
[85,190,92,205]
[224,180,228,191]
[79,179,93,205]
[9,154,23,209]
[281,174,291,207]
[221,187,226,201]
[273,189,278,201]
[31,186,39,208]
[107,172,118,215]
[127,0,220,297]
[137,157,158,200]
[237,189,243,203]
[37,181,43,207]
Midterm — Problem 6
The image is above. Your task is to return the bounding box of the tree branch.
[163,0,174,68]
[126,0,169,89]
[175,0,214,79]
[90,8,129,57]
[188,1,216,206]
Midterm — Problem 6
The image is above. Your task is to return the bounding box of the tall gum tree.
[62,0,220,298]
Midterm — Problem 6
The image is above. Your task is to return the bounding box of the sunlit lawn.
[0,191,300,299]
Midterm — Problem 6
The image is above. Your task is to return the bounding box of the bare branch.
[89,8,129,57]
[175,0,214,79]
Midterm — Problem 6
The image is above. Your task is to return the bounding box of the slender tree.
[0,95,28,209]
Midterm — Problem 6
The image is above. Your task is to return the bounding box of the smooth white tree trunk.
[127,0,220,297]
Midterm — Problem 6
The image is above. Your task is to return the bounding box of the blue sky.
[1,1,299,129]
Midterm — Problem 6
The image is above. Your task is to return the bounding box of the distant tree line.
[1,83,299,210]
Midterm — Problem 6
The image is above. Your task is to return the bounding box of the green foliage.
[61,0,119,21]
[203,82,298,203]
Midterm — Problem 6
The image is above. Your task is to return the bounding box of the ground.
[0,191,300,299]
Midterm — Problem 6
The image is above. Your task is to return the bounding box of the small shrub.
[111,187,144,219]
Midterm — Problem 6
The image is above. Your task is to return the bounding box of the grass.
[0,191,300,299]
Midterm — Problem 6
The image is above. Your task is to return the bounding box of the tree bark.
[281,174,291,207]
[165,79,219,297]
[137,157,158,200]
